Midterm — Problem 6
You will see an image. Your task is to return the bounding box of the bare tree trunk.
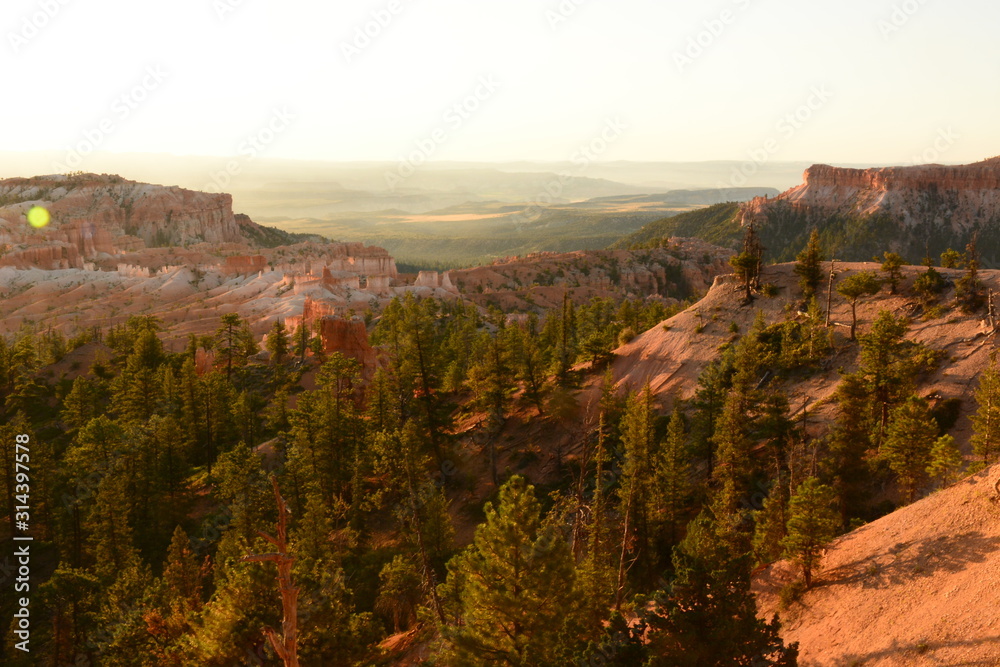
[243,477,300,667]
[826,261,836,328]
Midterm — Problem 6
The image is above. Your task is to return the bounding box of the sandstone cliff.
[739,157,1000,264]
[0,173,314,268]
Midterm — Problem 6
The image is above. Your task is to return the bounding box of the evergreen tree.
[292,321,311,363]
[615,385,657,608]
[640,513,799,666]
[375,556,423,633]
[971,357,1000,468]
[940,248,963,269]
[881,396,938,503]
[654,408,693,548]
[781,477,839,588]
[509,315,548,414]
[215,313,255,379]
[752,477,789,566]
[266,319,290,365]
[836,271,882,340]
[62,375,106,430]
[551,292,578,382]
[857,310,919,445]
[438,476,586,666]
[794,229,824,298]
[926,434,963,486]
[114,328,165,423]
[730,251,759,302]
[880,252,905,295]
[913,266,947,302]
[38,566,103,666]
[467,308,516,427]
[955,234,985,313]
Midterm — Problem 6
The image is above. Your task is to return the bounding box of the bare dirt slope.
[608,261,999,453]
[754,464,1000,666]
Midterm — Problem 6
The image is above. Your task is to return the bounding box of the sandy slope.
[754,465,1000,666]
[609,262,999,452]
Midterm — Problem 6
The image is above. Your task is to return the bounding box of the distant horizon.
[6,0,996,169]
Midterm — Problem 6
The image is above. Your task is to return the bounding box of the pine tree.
[828,373,873,520]
[781,477,839,588]
[62,375,105,430]
[467,309,516,426]
[163,526,204,614]
[881,396,938,503]
[857,310,917,445]
[374,556,423,633]
[794,230,824,298]
[836,271,882,340]
[267,319,290,365]
[439,476,583,666]
[215,313,256,379]
[971,357,1000,468]
[654,408,692,548]
[926,434,964,486]
[640,513,799,666]
[615,385,657,609]
[730,251,759,302]
[940,248,963,269]
[752,478,789,566]
[293,321,311,363]
[114,328,165,423]
[38,566,103,665]
[956,234,985,313]
[552,292,578,382]
[510,315,548,414]
[880,252,905,295]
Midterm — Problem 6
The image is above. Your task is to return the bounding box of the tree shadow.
[821,531,1000,590]
[834,635,1000,666]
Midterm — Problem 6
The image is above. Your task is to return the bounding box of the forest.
[1,230,997,666]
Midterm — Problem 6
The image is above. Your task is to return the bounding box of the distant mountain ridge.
[0,173,318,269]
[615,158,1000,266]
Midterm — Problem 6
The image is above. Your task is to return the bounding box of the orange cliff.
[740,157,1000,230]
[0,174,279,272]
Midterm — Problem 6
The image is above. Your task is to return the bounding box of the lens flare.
[27,206,50,228]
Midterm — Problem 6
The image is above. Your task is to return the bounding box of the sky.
[3,0,997,168]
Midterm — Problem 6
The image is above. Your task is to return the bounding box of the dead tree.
[825,260,837,328]
[243,477,300,667]
[743,222,765,291]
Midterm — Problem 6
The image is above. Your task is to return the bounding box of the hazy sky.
[4,0,996,167]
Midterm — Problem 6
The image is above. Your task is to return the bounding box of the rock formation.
[739,157,1000,263]
[317,318,377,378]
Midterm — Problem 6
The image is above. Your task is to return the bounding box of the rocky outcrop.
[0,174,302,267]
[738,157,1000,263]
[224,255,268,274]
[414,271,458,292]
[318,318,377,378]
[0,242,80,269]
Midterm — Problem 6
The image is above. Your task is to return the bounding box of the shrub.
[779,579,807,609]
